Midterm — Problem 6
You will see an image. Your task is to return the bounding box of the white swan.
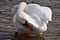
[11,2,52,35]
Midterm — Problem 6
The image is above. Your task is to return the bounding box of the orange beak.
[25,24,33,31]
[23,22,33,31]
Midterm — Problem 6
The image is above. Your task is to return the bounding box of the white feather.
[12,2,52,35]
[25,4,52,21]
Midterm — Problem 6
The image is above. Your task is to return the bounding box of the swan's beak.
[23,21,33,31]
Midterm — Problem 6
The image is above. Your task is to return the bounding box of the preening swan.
[11,2,52,36]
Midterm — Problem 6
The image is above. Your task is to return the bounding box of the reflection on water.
[16,32,45,40]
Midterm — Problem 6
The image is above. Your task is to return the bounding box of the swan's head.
[18,2,27,11]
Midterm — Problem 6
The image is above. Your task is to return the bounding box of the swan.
[11,2,52,36]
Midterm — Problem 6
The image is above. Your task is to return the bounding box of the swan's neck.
[16,2,27,24]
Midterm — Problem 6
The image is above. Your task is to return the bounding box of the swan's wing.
[41,7,52,21]
[35,22,47,33]
[21,11,39,28]
[16,11,39,26]
[25,4,52,21]
[11,5,18,17]
[23,12,48,32]
[39,22,47,32]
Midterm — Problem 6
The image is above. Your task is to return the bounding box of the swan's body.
[11,2,52,36]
